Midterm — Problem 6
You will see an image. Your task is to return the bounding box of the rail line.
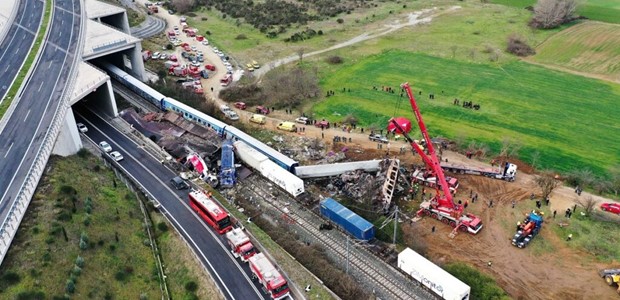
[240,175,436,300]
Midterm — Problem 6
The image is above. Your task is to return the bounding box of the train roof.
[189,190,228,220]
[226,126,297,169]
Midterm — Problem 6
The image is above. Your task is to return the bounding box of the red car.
[234,102,246,110]
[256,106,270,114]
[315,120,330,129]
[600,202,620,215]
[205,64,216,71]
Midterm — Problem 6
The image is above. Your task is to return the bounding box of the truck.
[511,211,543,248]
[169,66,188,77]
[225,228,256,262]
[396,83,483,235]
[441,161,518,182]
[248,253,291,300]
[411,168,459,194]
[142,50,152,61]
[599,269,620,295]
[220,74,232,86]
[319,197,375,241]
[398,247,471,300]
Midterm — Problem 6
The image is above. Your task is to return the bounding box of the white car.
[76,123,88,133]
[99,141,112,153]
[191,61,201,67]
[196,50,203,55]
[226,66,233,72]
[109,151,124,162]
[201,40,209,46]
[152,52,160,59]
[295,117,309,125]
[191,45,197,52]
[159,53,168,60]
[173,25,179,30]
[212,46,218,53]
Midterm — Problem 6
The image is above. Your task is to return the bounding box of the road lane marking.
[4,143,13,158]
[78,111,265,300]
[23,110,31,122]
[38,81,43,92]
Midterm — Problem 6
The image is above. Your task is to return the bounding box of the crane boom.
[400,82,456,210]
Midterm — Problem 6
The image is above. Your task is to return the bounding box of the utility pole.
[393,206,398,245]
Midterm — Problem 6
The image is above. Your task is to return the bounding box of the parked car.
[159,53,168,60]
[201,40,209,46]
[152,52,160,59]
[76,123,88,133]
[256,106,270,114]
[369,133,389,143]
[246,63,254,72]
[205,64,216,71]
[294,117,308,125]
[234,102,247,110]
[600,202,620,215]
[109,151,124,162]
[315,120,330,129]
[170,176,189,190]
[168,9,175,14]
[191,45,197,52]
[99,141,112,153]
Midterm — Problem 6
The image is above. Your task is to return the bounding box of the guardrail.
[0,0,86,265]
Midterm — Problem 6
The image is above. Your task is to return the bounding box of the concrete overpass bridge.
[0,0,147,263]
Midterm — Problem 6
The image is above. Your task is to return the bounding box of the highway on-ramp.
[0,0,44,100]
[0,0,82,230]
[74,105,269,300]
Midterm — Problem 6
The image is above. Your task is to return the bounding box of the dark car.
[600,202,620,215]
[170,176,189,190]
[369,133,389,143]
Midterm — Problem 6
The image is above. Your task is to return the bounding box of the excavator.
[391,82,483,235]
[599,269,620,296]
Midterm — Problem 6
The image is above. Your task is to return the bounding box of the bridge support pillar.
[52,110,82,156]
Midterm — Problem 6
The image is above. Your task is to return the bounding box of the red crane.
[391,82,483,234]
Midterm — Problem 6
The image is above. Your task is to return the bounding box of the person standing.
[512,200,516,209]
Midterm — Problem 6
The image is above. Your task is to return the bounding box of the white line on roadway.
[23,109,30,122]
[78,112,265,300]
[4,143,13,158]
[37,81,43,92]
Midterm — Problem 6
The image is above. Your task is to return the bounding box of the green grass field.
[490,0,620,24]
[0,154,160,299]
[533,21,620,77]
[313,51,620,175]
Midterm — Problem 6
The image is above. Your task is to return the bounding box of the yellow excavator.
[600,269,620,295]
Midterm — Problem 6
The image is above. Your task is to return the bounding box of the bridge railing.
[0,0,86,265]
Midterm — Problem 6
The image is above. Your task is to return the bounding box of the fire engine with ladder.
[392,82,483,236]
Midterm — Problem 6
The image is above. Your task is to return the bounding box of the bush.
[2,271,21,285]
[336,18,344,24]
[326,56,343,64]
[115,271,127,282]
[75,256,85,267]
[77,148,90,158]
[235,34,247,40]
[59,185,77,195]
[444,262,508,300]
[65,279,75,294]
[185,281,198,292]
[157,222,169,232]
[72,266,82,276]
[506,35,535,57]
[16,291,46,300]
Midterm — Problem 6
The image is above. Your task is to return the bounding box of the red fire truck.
[225,228,256,262]
[248,253,290,299]
[188,190,232,234]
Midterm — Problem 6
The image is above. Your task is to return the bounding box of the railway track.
[239,175,436,300]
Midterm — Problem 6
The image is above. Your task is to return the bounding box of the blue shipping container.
[320,198,375,241]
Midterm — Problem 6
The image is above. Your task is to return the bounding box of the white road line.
[4,143,13,158]
[23,110,31,122]
[37,81,43,92]
[78,112,265,300]
[14,48,19,55]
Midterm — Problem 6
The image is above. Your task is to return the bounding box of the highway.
[73,105,269,300]
[0,0,44,100]
[0,0,81,229]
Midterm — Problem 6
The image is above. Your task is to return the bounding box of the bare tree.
[609,165,620,196]
[576,195,596,214]
[531,0,580,29]
[172,0,196,14]
[530,150,540,171]
[535,171,561,200]
[499,137,522,160]
[296,47,305,63]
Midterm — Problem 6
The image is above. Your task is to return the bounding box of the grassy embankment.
[490,0,620,24]
[0,153,216,299]
[0,0,51,118]
[532,21,620,78]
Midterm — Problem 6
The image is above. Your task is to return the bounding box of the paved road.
[0,0,82,227]
[74,106,269,300]
[0,0,44,101]
[131,15,166,39]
